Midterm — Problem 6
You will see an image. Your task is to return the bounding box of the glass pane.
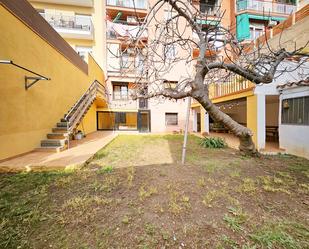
[97,112,115,130]
[305,96,309,125]
[118,112,137,130]
[298,97,304,124]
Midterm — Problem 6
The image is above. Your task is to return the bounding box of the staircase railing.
[64,80,108,145]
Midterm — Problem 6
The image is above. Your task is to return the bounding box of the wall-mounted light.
[283,100,290,109]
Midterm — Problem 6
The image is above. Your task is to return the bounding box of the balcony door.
[138,110,150,133]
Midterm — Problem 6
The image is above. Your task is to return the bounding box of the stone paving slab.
[0,131,117,172]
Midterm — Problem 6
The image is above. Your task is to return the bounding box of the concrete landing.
[0,131,117,172]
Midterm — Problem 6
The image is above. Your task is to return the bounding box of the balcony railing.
[106,0,147,9]
[200,4,221,16]
[237,0,296,15]
[210,75,254,99]
[40,13,93,35]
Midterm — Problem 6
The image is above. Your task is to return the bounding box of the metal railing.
[40,13,93,32]
[64,80,108,135]
[210,75,254,99]
[199,3,221,16]
[106,0,147,9]
[237,0,296,15]
[0,60,50,90]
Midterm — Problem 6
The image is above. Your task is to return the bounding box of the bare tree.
[108,0,308,155]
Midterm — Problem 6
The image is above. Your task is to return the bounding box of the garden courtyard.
[0,135,308,248]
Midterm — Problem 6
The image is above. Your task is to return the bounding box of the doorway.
[197,112,201,132]
[138,110,151,132]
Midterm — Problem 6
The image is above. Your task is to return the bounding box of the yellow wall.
[77,102,97,135]
[0,5,105,160]
[246,95,258,146]
[66,39,94,48]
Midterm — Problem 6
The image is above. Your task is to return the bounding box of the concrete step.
[52,127,68,133]
[57,122,68,127]
[35,145,66,153]
[47,133,68,139]
[41,139,66,147]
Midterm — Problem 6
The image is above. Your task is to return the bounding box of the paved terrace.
[207,132,284,154]
[0,131,117,172]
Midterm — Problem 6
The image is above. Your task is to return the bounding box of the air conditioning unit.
[127,16,138,23]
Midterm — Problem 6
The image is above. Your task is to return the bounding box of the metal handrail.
[39,13,94,32]
[64,80,108,134]
[65,81,97,120]
[0,60,50,90]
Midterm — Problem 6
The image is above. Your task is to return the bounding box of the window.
[121,52,129,68]
[113,83,129,100]
[97,111,137,130]
[164,44,177,60]
[164,9,177,21]
[249,23,265,40]
[164,80,177,89]
[165,113,178,125]
[281,96,309,125]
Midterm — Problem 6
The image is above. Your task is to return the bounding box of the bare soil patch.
[1,135,308,248]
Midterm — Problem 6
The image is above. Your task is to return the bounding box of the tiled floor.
[0,131,117,172]
[202,132,284,153]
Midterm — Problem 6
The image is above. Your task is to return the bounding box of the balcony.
[106,20,147,40]
[107,47,146,78]
[209,75,255,99]
[237,0,296,15]
[40,13,93,40]
[200,3,221,16]
[31,0,93,7]
[106,0,147,10]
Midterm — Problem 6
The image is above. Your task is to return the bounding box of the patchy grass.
[1,135,308,248]
[223,207,248,232]
[250,221,309,249]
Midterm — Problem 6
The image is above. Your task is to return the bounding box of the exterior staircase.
[35,80,108,152]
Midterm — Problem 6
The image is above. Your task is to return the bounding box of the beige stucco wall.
[267,15,309,53]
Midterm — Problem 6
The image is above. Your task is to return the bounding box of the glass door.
[138,110,150,132]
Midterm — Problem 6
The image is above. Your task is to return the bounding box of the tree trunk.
[193,92,257,156]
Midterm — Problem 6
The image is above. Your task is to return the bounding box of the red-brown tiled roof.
[277,77,309,90]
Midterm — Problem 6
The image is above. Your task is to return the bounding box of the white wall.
[149,97,192,133]
[279,86,309,159]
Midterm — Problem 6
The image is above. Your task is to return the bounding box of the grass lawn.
[1,135,309,248]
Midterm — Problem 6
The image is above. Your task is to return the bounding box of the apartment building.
[103,0,198,133]
[236,0,297,41]
[28,0,195,133]
[29,0,106,69]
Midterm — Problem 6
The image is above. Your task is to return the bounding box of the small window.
[281,96,309,125]
[165,113,178,125]
[121,52,129,68]
[113,83,128,100]
[164,44,177,60]
[164,80,177,89]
